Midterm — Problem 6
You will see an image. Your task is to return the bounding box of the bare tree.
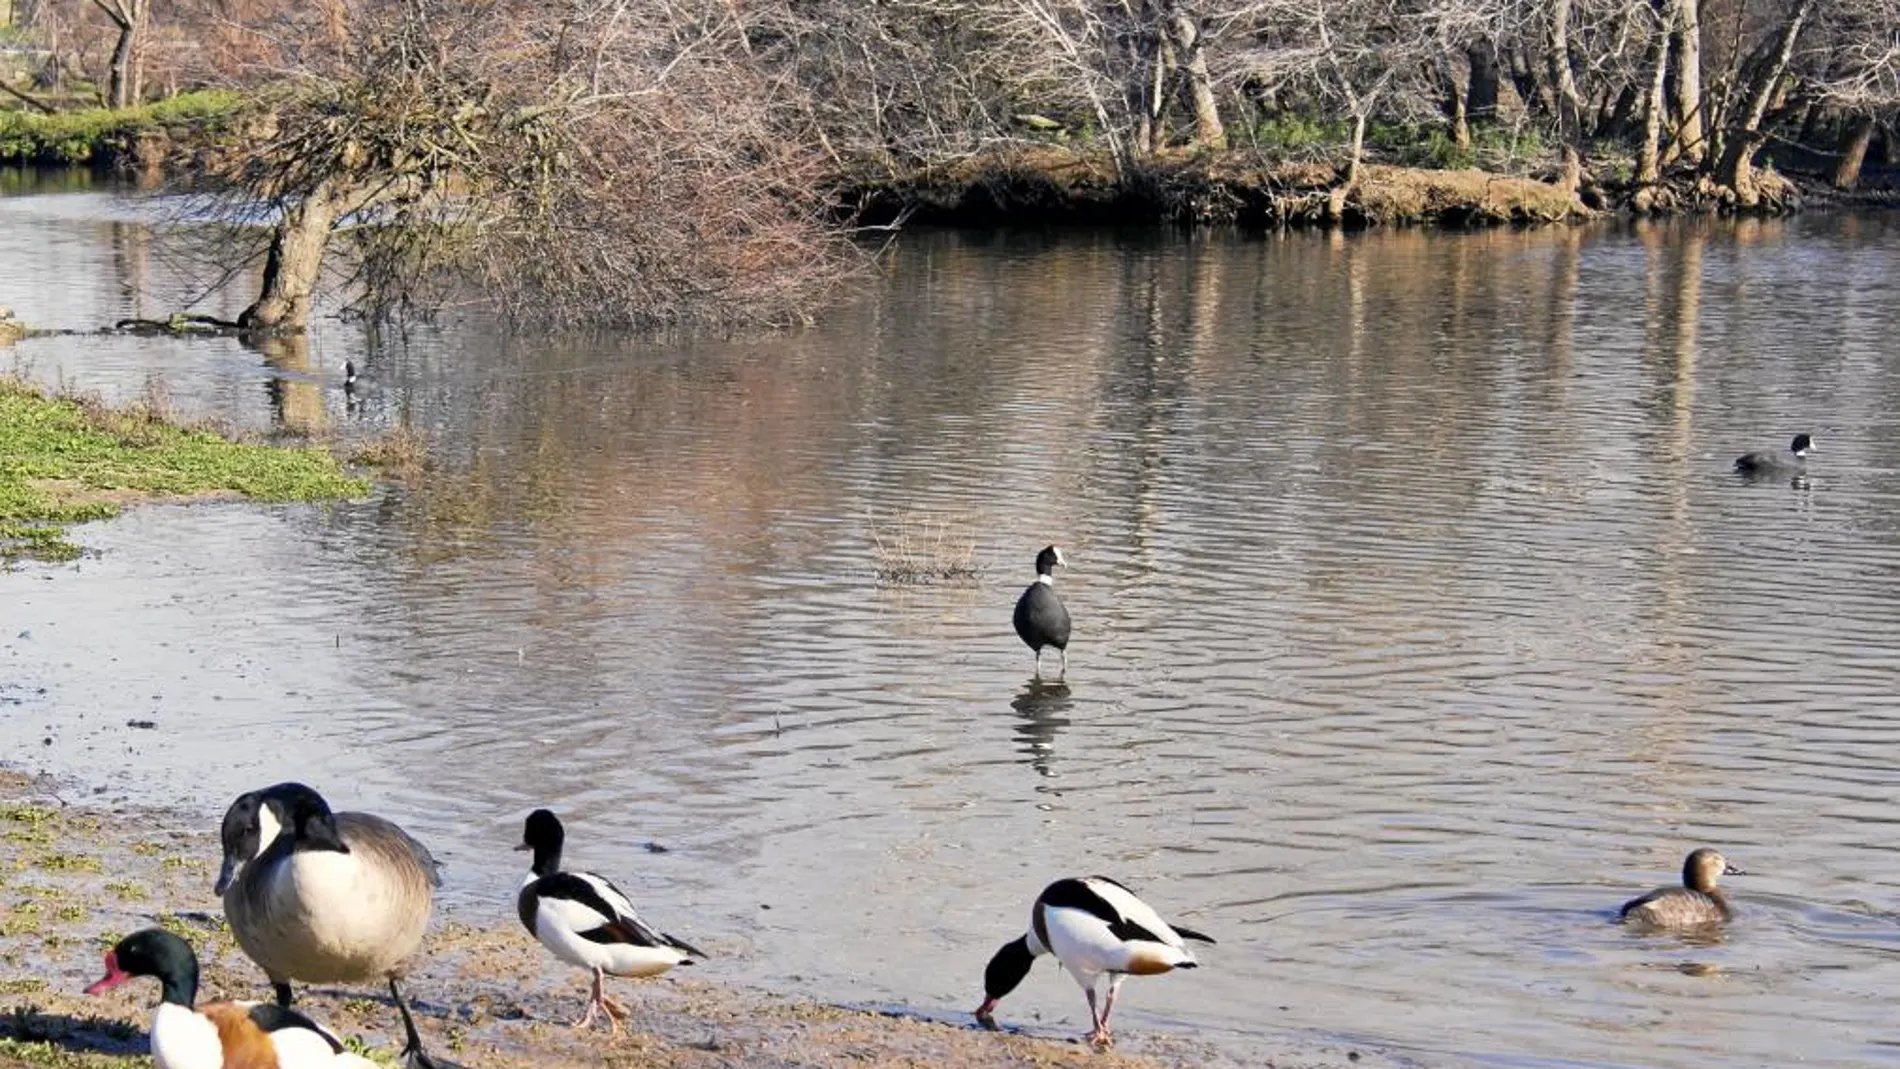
[87,0,145,106]
[180,0,862,332]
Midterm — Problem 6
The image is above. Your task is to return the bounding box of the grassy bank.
[0,375,367,563]
[0,90,240,167]
[0,770,1283,1069]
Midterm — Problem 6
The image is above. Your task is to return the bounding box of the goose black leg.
[391,977,469,1069]
[273,981,295,1008]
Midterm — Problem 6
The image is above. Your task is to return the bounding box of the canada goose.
[216,782,462,1069]
[516,809,705,1032]
[85,927,379,1068]
[1012,545,1071,679]
[1734,433,1812,476]
[1621,848,1745,929]
[975,876,1213,1047]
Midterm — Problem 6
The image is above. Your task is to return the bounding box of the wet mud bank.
[0,770,1389,1069]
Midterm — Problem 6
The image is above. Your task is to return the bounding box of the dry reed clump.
[347,422,428,481]
[872,512,980,585]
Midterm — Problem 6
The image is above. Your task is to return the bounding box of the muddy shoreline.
[0,770,1394,1069]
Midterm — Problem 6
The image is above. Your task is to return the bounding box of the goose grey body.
[224,811,439,984]
[1013,545,1071,678]
[1620,848,1742,929]
[216,783,462,1069]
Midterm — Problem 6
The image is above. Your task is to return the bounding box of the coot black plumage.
[1013,545,1071,679]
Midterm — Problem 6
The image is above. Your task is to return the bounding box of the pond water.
[6,176,1900,1068]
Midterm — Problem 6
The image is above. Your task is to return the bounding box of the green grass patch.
[0,89,242,165]
[0,376,368,563]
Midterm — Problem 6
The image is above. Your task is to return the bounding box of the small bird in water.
[976,876,1213,1047]
[1620,847,1745,929]
[1734,433,1812,476]
[516,809,706,1033]
[86,928,379,1068]
[1012,544,1072,679]
[343,361,358,390]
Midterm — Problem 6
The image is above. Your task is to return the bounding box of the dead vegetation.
[873,511,982,586]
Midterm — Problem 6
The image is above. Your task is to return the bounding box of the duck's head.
[1791,434,1814,457]
[1034,545,1066,577]
[974,935,1036,1025]
[86,928,199,1006]
[1683,847,1743,892]
[515,808,566,875]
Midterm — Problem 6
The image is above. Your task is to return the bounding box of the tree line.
[4,0,1896,329]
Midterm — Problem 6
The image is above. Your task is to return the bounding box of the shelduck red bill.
[84,950,131,995]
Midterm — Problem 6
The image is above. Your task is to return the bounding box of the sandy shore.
[0,770,1391,1069]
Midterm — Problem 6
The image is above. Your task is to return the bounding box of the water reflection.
[1009,680,1072,778]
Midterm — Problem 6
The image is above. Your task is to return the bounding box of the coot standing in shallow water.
[1012,544,1071,679]
[1734,433,1812,476]
[1620,847,1744,929]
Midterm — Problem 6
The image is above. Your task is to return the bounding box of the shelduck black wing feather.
[531,872,626,935]
[245,1003,345,1052]
[1038,877,1160,941]
[516,882,540,936]
[1169,924,1217,944]
[536,872,706,957]
[583,871,709,957]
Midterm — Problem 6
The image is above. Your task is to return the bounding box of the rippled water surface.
[7,176,1900,1068]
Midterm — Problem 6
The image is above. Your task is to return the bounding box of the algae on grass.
[0,377,368,563]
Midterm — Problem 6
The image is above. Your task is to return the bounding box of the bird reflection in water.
[1011,680,1073,777]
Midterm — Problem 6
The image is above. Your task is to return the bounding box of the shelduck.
[215,782,461,1069]
[86,927,379,1069]
[975,875,1213,1047]
[516,808,706,1032]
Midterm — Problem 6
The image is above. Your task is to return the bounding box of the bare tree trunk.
[1166,9,1225,149]
[1448,80,1471,150]
[1671,0,1705,164]
[1715,0,1812,205]
[1329,107,1370,218]
[1547,0,1585,194]
[88,0,146,108]
[1833,112,1875,190]
[1466,42,1500,121]
[1637,1,1673,186]
[239,184,347,332]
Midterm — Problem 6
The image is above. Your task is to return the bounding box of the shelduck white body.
[516,808,705,1032]
[975,875,1214,1047]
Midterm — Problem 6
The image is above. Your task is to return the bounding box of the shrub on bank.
[0,89,241,165]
